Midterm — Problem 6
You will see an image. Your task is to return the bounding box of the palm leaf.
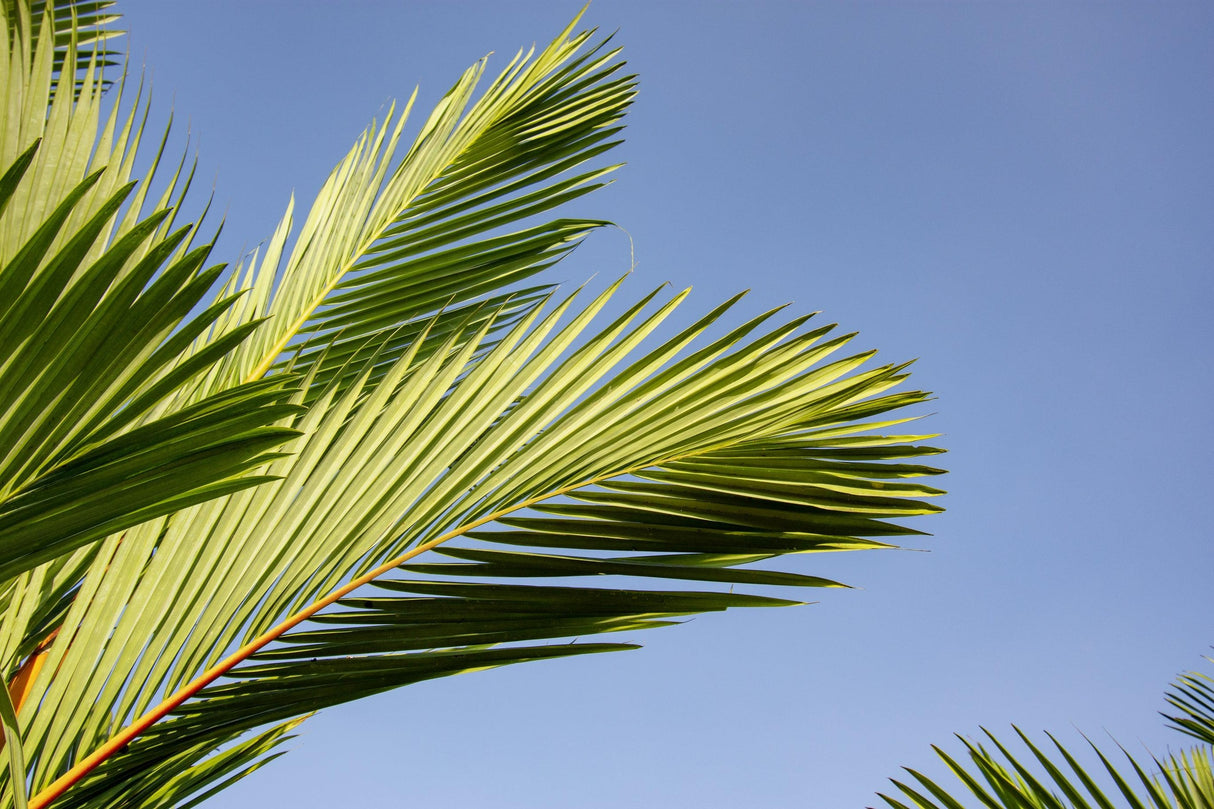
[26,279,942,806]
[0,7,323,804]
[0,678,28,809]
[0,141,303,582]
[1166,656,1214,747]
[1,0,178,267]
[875,727,1214,809]
[2,0,121,101]
[0,0,319,578]
[199,11,635,394]
[50,719,301,809]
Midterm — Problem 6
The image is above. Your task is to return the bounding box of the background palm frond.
[1167,656,1214,747]
[877,726,1214,809]
[877,653,1214,809]
[3,0,122,99]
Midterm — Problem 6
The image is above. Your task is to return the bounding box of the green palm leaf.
[200,11,635,394]
[877,726,1214,809]
[0,150,303,579]
[3,1,122,94]
[1,0,181,268]
[0,6,319,803]
[50,719,301,809]
[877,655,1214,809]
[1166,656,1214,747]
[27,279,941,805]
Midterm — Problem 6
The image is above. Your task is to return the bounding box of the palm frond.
[0,142,302,582]
[0,0,314,582]
[0,7,320,802]
[198,11,634,394]
[50,719,301,809]
[3,0,122,99]
[875,726,1214,809]
[27,279,942,805]
[1166,656,1214,747]
[0,0,164,265]
[0,672,29,809]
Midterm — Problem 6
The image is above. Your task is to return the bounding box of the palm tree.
[874,654,1214,809]
[0,3,945,806]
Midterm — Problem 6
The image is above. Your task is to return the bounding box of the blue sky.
[116,2,1214,806]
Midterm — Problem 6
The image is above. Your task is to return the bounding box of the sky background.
[113,2,1214,807]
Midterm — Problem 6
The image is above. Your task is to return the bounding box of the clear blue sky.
[117,2,1214,806]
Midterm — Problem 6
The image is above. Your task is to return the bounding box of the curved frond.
[200,12,635,393]
[27,279,942,805]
